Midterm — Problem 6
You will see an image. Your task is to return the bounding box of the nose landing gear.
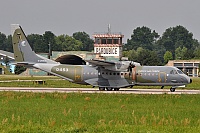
[170,87,176,92]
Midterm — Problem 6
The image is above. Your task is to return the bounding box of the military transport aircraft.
[11,24,192,92]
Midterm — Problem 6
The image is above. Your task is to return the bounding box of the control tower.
[92,25,124,60]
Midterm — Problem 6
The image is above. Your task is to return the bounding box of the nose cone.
[183,74,192,84]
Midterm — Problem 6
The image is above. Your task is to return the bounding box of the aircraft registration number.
[55,68,69,72]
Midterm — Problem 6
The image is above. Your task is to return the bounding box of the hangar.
[18,51,91,75]
[0,50,88,75]
[0,50,15,74]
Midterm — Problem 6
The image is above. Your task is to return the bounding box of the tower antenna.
[108,24,111,34]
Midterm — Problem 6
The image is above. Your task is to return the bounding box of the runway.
[0,87,199,94]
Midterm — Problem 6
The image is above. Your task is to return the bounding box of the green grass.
[0,75,60,80]
[187,77,200,89]
[0,66,12,75]
[0,75,91,88]
[0,92,199,132]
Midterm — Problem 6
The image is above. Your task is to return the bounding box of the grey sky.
[1,0,200,43]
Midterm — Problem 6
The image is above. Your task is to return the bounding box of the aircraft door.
[74,66,83,82]
[158,72,166,83]
[132,67,136,81]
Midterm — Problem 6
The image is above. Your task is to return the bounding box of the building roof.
[0,50,14,60]
[169,59,200,62]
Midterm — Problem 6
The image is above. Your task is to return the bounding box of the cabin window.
[113,38,119,44]
[95,38,101,44]
[101,38,106,44]
[170,70,173,74]
[194,63,199,67]
[113,73,116,75]
[107,38,112,44]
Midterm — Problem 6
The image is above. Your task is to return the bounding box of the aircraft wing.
[86,59,115,66]
[12,62,35,66]
[86,59,132,71]
[12,62,36,68]
[84,78,99,86]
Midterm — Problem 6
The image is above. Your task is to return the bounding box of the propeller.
[127,61,135,72]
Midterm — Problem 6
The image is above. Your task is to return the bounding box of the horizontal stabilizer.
[12,62,35,66]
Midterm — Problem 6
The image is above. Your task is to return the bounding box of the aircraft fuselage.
[35,64,191,90]
[11,24,192,92]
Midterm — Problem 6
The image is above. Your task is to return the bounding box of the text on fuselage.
[55,67,69,72]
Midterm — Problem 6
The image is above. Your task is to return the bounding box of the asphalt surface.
[0,87,199,94]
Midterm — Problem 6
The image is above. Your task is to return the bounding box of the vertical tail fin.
[11,24,57,64]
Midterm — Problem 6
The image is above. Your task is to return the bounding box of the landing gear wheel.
[99,87,105,91]
[170,87,176,92]
[106,87,113,91]
[114,88,120,91]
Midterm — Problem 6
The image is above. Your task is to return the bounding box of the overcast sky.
[1,0,200,43]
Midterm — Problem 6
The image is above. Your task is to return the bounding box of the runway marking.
[0,87,199,94]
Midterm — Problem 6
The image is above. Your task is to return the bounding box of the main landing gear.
[99,87,120,91]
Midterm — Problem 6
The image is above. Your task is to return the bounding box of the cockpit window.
[177,70,184,74]
[170,70,173,74]
[170,70,178,74]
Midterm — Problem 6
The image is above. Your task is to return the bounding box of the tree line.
[123,25,200,65]
[0,31,94,53]
[0,25,200,66]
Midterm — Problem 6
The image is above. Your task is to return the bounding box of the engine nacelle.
[103,61,140,71]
